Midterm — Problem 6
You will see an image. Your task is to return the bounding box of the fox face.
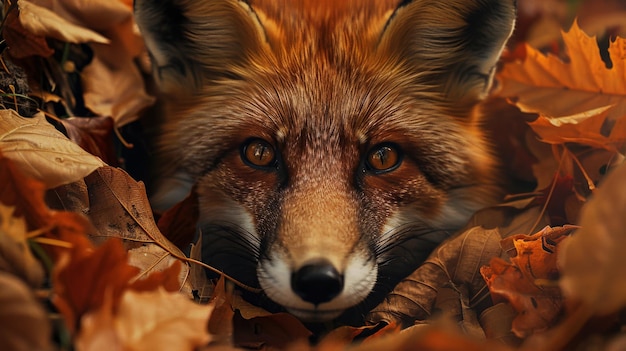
[135,0,516,322]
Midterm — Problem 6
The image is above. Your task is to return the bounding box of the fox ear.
[379,0,516,106]
[135,0,267,93]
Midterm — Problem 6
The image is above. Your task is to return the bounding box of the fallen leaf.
[82,53,156,127]
[83,166,192,295]
[76,287,213,351]
[18,0,109,44]
[367,226,506,328]
[3,6,54,58]
[0,110,104,189]
[481,226,575,338]
[559,162,626,315]
[0,203,45,288]
[0,272,52,351]
[233,311,312,350]
[0,151,93,260]
[59,116,119,166]
[52,238,140,333]
[498,21,626,121]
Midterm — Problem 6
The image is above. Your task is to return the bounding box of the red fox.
[135,0,516,322]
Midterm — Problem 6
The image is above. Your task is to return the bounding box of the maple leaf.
[0,110,104,189]
[497,21,626,153]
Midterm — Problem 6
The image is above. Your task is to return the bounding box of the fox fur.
[135,0,516,322]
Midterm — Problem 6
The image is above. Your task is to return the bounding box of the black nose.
[291,258,343,305]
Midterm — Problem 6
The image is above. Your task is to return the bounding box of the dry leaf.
[0,110,104,189]
[367,226,506,328]
[18,0,109,44]
[498,21,626,122]
[3,7,54,58]
[559,163,626,315]
[82,53,156,127]
[83,167,192,295]
[0,203,45,288]
[481,226,574,338]
[52,238,141,333]
[0,152,94,260]
[60,116,119,166]
[76,287,213,351]
[0,272,53,351]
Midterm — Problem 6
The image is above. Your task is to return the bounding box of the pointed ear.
[135,0,267,93]
[379,0,516,106]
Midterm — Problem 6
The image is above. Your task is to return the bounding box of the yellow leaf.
[0,110,104,188]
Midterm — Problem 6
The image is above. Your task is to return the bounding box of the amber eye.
[366,144,401,173]
[242,138,276,168]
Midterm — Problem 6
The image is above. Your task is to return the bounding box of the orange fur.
[136,0,516,323]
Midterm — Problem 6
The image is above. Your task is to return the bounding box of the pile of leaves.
[1,0,625,350]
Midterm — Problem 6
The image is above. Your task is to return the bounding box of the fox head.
[135,0,516,322]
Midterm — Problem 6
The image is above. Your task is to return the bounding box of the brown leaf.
[233,312,312,350]
[207,276,235,345]
[480,226,575,338]
[0,272,53,351]
[3,7,54,58]
[0,110,104,189]
[83,166,192,294]
[60,116,119,166]
[367,227,505,328]
[559,162,626,315]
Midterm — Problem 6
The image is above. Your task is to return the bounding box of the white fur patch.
[257,249,377,322]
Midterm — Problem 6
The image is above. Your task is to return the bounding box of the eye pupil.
[243,139,276,167]
[367,144,400,172]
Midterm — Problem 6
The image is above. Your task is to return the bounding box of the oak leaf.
[0,110,104,189]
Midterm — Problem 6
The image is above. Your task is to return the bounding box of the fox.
[134,0,516,323]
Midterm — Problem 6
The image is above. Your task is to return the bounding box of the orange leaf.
[480,226,575,338]
[497,21,626,152]
[52,238,139,333]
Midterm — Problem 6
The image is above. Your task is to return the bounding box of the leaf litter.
[1,0,626,350]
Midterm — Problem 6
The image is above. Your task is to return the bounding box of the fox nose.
[291,258,343,305]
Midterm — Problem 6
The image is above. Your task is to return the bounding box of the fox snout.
[136,0,516,322]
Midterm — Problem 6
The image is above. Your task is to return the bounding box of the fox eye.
[242,138,276,168]
[366,144,401,173]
